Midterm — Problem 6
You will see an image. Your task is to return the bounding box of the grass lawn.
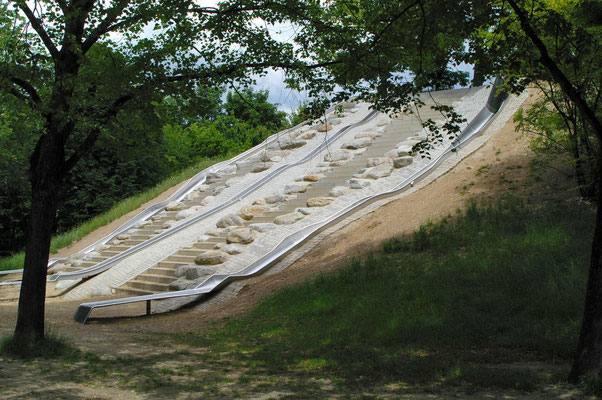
[170,196,593,392]
[1,195,595,398]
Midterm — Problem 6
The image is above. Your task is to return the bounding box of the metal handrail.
[52,109,379,282]
[74,80,507,324]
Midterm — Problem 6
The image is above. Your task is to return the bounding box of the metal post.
[146,300,151,316]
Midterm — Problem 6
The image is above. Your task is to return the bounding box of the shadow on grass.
[0,331,80,360]
[171,196,593,391]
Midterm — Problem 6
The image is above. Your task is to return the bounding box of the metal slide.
[49,109,379,285]
[73,79,507,324]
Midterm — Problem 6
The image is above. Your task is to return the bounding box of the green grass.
[0,154,231,271]
[0,330,80,360]
[172,195,594,390]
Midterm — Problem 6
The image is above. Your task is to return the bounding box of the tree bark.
[13,132,64,342]
[570,163,602,382]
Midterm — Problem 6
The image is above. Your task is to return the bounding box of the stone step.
[126,280,169,292]
[109,245,131,252]
[124,239,145,246]
[129,234,151,241]
[166,255,197,264]
[157,260,187,269]
[205,237,226,244]
[148,266,178,276]
[114,287,155,297]
[178,249,204,256]
[100,250,122,258]
[135,273,174,284]
[192,242,218,250]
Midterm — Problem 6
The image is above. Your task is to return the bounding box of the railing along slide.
[73,79,507,324]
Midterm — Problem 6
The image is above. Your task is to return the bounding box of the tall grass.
[0,154,231,271]
[173,196,595,389]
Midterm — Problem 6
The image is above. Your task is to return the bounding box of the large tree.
[0,0,334,343]
[287,0,602,384]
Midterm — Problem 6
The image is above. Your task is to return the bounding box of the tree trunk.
[13,132,64,343]
[569,161,602,382]
[472,54,486,87]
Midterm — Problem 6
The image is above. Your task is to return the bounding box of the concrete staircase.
[115,90,470,296]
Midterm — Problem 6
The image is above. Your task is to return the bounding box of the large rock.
[397,139,420,147]
[237,204,266,220]
[175,265,214,280]
[377,117,389,126]
[162,220,177,229]
[165,201,185,211]
[226,227,254,244]
[251,162,273,173]
[298,131,316,140]
[316,123,333,132]
[260,150,290,162]
[194,250,229,265]
[205,228,223,237]
[116,233,130,240]
[284,183,309,194]
[348,178,370,189]
[94,244,110,252]
[306,197,335,207]
[225,177,243,187]
[183,192,199,202]
[396,144,414,156]
[216,214,244,228]
[296,207,312,215]
[132,220,151,229]
[329,186,350,197]
[220,164,237,174]
[278,139,307,150]
[360,163,393,179]
[205,172,222,184]
[236,159,256,170]
[195,184,210,192]
[47,263,69,275]
[176,206,202,220]
[169,279,196,291]
[212,185,226,196]
[393,156,414,168]
[324,149,352,162]
[200,195,215,206]
[366,157,392,167]
[249,223,277,233]
[274,212,304,225]
[303,174,324,182]
[83,251,100,261]
[219,243,245,255]
[265,194,286,204]
[355,130,381,139]
[329,118,343,125]
[341,138,373,149]
[384,149,399,157]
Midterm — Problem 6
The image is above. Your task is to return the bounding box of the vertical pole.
[146,300,151,316]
